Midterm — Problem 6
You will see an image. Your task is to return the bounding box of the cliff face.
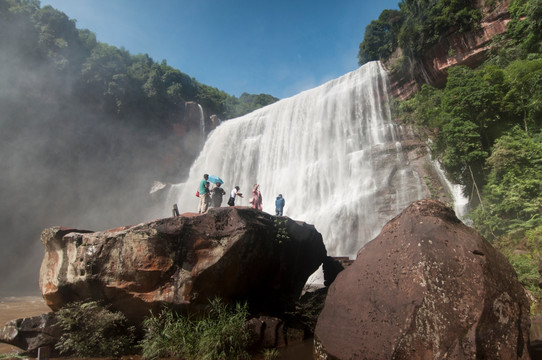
[387,0,511,99]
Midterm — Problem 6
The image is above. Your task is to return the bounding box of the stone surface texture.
[315,199,530,360]
[39,207,326,323]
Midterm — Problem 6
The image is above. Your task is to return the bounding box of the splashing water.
[163,61,426,258]
[432,158,469,219]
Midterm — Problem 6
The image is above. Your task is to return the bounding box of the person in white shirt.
[228,186,243,206]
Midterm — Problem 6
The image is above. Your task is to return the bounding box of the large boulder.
[315,199,530,359]
[39,207,326,323]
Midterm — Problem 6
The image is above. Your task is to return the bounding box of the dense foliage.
[224,92,280,119]
[140,298,252,360]
[0,0,277,122]
[391,0,542,305]
[358,0,481,65]
[54,301,136,357]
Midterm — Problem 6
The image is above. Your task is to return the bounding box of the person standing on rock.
[198,174,210,213]
[211,182,226,207]
[275,194,285,216]
[228,186,243,206]
[250,184,262,211]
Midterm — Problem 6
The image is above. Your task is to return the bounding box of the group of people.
[197,174,226,213]
[197,174,286,216]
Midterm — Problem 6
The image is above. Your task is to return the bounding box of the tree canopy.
[358,0,481,65]
[0,0,277,123]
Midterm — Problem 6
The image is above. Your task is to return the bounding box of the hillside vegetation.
[0,0,278,122]
[360,0,542,306]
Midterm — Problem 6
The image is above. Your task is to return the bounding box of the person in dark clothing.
[275,194,285,216]
[211,182,226,207]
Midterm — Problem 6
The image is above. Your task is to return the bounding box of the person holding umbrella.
[198,174,210,214]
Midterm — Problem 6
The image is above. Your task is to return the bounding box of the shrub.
[139,305,197,359]
[505,252,542,299]
[262,348,280,360]
[526,225,542,253]
[0,353,26,359]
[140,298,253,360]
[54,300,136,357]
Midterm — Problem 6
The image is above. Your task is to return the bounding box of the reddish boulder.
[39,207,325,323]
[315,199,530,359]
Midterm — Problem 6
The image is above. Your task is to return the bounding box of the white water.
[163,61,426,258]
[190,102,205,138]
[433,158,469,219]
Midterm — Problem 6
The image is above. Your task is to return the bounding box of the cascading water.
[164,61,427,258]
[433,158,469,219]
[197,103,205,138]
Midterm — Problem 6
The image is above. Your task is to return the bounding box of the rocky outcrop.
[0,313,60,357]
[39,207,326,324]
[314,199,530,359]
[388,0,512,99]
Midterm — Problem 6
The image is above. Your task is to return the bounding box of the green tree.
[432,66,499,193]
[508,0,542,55]
[80,42,130,111]
[398,83,442,131]
[196,83,229,118]
[32,5,80,70]
[397,0,481,58]
[503,59,542,136]
[358,9,403,65]
[224,92,278,119]
[472,128,542,238]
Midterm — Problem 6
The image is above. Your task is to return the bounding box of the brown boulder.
[0,313,61,357]
[315,199,530,359]
[39,207,326,323]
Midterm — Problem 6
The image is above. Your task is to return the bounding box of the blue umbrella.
[208,175,224,185]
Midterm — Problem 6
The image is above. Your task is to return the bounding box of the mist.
[0,33,199,296]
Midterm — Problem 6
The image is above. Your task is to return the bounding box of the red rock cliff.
[387,0,511,99]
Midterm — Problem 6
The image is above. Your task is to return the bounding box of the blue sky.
[40,0,400,99]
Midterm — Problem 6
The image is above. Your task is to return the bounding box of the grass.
[140,298,253,360]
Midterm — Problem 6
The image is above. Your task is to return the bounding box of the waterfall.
[197,103,205,137]
[433,158,469,219]
[164,61,426,258]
